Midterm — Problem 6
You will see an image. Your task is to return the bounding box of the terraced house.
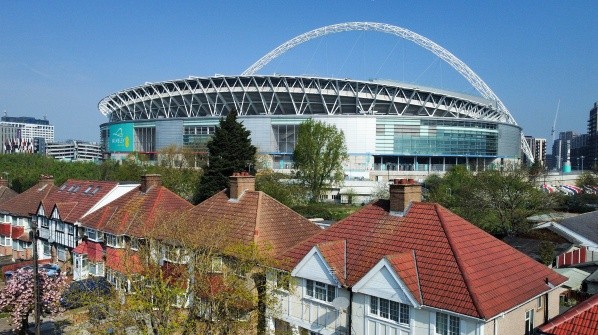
[273,179,568,335]
[0,175,55,261]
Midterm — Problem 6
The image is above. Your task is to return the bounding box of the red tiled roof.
[0,186,18,205]
[317,240,347,285]
[72,240,104,262]
[283,200,567,320]
[79,184,193,238]
[105,247,143,274]
[0,180,56,217]
[41,180,121,223]
[185,190,321,258]
[538,293,598,335]
[386,252,422,305]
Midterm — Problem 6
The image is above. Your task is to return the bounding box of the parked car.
[60,277,112,309]
[4,263,60,281]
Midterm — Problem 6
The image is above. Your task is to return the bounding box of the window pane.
[327,284,335,302]
[400,303,410,324]
[380,299,389,318]
[389,301,399,322]
[370,296,378,314]
[306,280,313,297]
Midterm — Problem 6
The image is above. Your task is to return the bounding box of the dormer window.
[305,279,335,303]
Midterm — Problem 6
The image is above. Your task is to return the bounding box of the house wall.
[276,278,349,335]
[483,288,564,335]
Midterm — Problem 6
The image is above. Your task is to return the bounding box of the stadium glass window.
[369,296,410,324]
[436,312,460,335]
[305,279,335,302]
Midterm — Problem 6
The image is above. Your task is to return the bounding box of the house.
[537,292,598,335]
[0,175,56,261]
[32,179,139,271]
[0,178,17,205]
[536,211,598,267]
[274,179,568,335]
[74,174,193,287]
[185,172,322,257]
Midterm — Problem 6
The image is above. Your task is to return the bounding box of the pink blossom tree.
[0,267,69,334]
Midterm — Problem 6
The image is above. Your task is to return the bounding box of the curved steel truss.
[99,76,502,122]
[242,22,533,161]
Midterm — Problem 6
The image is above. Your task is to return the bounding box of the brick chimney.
[389,179,421,215]
[140,174,162,193]
[0,178,7,187]
[229,172,255,200]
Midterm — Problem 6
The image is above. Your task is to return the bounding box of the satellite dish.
[332,296,350,311]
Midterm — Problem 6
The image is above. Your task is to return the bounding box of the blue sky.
[1,1,596,145]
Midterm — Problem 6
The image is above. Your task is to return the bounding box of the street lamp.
[581,156,585,174]
[29,214,41,335]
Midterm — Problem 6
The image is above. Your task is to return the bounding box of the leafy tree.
[255,170,307,207]
[426,167,554,236]
[538,241,556,266]
[0,268,68,334]
[194,109,256,203]
[293,119,348,202]
[74,213,281,335]
[576,171,598,188]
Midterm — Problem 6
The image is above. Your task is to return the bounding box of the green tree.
[426,167,553,236]
[255,170,307,207]
[193,109,256,203]
[293,119,348,202]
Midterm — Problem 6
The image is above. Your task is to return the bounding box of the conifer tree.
[194,109,256,203]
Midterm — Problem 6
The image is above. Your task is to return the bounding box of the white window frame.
[106,233,124,248]
[55,220,65,232]
[525,309,534,335]
[305,279,336,303]
[89,261,105,276]
[42,241,51,257]
[369,296,410,325]
[12,240,24,251]
[86,228,102,242]
[57,245,67,262]
[436,312,460,335]
[40,218,49,229]
[0,235,11,247]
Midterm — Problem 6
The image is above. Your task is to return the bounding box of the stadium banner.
[108,123,134,152]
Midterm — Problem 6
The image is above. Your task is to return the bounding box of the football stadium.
[98,22,529,178]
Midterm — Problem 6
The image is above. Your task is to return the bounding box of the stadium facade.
[98,75,522,177]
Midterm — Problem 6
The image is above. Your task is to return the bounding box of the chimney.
[0,178,7,187]
[140,174,162,193]
[389,179,421,215]
[229,172,255,200]
[39,174,54,186]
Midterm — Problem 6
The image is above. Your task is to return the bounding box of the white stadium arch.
[242,22,533,162]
